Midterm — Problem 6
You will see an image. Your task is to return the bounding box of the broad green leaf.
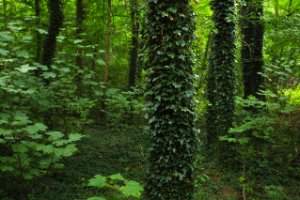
[68,133,83,142]
[87,197,106,200]
[17,64,36,73]
[0,48,9,56]
[47,131,64,140]
[0,165,14,172]
[0,128,12,136]
[37,28,48,34]
[121,181,143,198]
[63,144,78,157]
[88,175,107,188]
[96,59,105,66]
[12,144,29,153]
[109,173,125,181]
[24,123,47,134]
[16,50,29,58]
[42,72,57,79]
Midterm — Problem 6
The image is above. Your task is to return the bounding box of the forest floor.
[4,126,298,200]
[30,127,148,200]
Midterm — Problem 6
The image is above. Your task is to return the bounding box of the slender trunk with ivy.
[240,0,265,100]
[41,0,63,68]
[143,1,197,200]
[206,0,236,153]
[128,0,139,89]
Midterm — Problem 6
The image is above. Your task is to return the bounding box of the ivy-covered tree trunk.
[206,0,236,152]
[41,0,63,68]
[143,1,197,200]
[240,0,265,100]
[128,0,139,89]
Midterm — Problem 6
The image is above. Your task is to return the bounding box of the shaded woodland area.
[0,0,299,199]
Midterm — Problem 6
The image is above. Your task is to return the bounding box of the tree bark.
[128,0,139,89]
[104,0,111,83]
[76,0,85,68]
[41,0,64,69]
[240,0,265,100]
[35,0,42,62]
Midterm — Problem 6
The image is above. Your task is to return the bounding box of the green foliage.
[0,115,82,180]
[220,93,300,199]
[87,173,143,200]
[143,1,198,200]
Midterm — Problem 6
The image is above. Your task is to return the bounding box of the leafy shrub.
[87,173,143,200]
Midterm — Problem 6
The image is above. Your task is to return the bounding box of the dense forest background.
[0,0,299,199]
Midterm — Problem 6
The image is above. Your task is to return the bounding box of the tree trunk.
[76,0,85,68]
[75,0,85,93]
[143,1,197,200]
[128,0,139,89]
[104,0,111,83]
[206,0,237,156]
[35,0,42,62]
[2,0,7,28]
[240,0,265,100]
[41,0,64,69]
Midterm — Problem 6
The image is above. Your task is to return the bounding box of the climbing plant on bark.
[143,1,197,200]
[206,0,237,155]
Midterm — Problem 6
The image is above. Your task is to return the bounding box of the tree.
[206,0,237,154]
[35,0,42,61]
[41,0,63,68]
[240,0,265,100]
[76,0,85,68]
[104,0,111,83]
[143,1,197,200]
[128,0,139,89]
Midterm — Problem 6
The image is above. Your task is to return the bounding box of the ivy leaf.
[88,175,107,188]
[121,180,143,198]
